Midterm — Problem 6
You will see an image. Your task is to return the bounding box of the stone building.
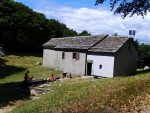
[43,35,138,77]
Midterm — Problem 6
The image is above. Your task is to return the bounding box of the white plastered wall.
[43,49,56,68]
[43,49,86,76]
[87,55,114,77]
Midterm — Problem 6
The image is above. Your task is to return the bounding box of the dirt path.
[0,105,16,113]
[0,96,40,113]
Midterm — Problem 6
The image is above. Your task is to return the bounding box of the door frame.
[86,61,93,76]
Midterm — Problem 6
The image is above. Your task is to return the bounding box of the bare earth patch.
[0,101,20,113]
[0,96,40,113]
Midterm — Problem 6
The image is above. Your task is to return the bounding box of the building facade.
[43,35,138,77]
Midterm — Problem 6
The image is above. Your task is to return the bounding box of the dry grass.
[0,54,149,113]
[11,74,150,113]
[63,78,150,113]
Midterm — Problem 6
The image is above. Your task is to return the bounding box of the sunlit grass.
[11,74,150,113]
[0,54,62,109]
[0,54,149,113]
[0,54,61,83]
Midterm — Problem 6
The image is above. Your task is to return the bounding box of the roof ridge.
[87,35,108,50]
[108,35,130,38]
[51,35,105,39]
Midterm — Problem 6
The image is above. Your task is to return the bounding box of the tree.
[133,40,150,68]
[95,0,150,18]
[0,1,78,52]
[138,43,150,68]
[47,19,77,38]
[78,30,91,36]
[0,0,49,52]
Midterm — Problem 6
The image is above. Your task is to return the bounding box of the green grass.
[12,73,150,113]
[0,53,62,108]
[11,75,150,113]
[0,54,150,113]
[0,54,61,83]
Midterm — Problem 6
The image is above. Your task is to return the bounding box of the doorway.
[87,62,92,75]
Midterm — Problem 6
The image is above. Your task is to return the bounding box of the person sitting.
[24,70,35,82]
[31,76,36,81]
[50,74,55,81]
[24,71,30,81]
[22,70,33,90]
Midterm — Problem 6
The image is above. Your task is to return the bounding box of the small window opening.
[73,53,76,59]
[73,52,80,60]
[99,65,102,69]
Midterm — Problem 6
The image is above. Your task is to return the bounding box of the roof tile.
[43,35,130,53]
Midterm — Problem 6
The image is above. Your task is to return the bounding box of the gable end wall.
[43,49,86,76]
[114,39,138,76]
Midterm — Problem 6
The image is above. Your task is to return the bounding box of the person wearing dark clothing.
[24,70,34,81]
[22,71,33,91]
[24,70,30,82]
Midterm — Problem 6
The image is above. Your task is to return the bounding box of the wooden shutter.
[76,53,80,60]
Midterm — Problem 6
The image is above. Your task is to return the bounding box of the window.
[73,52,80,60]
[73,53,76,59]
[99,65,102,69]
[62,52,65,59]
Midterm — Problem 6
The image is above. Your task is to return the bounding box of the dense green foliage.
[95,0,150,18]
[78,30,91,36]
[47,19,77,38]
[0,0,77,52]
[137,43,150,68]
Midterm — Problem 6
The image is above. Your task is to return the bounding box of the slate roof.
[88,36,129,53]
[43,35,130,53]
[43,35,107,50]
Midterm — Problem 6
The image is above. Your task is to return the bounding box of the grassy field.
[0,53,62,110]
[0,54,150,113]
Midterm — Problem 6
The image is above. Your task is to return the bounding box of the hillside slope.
[11,72,150,113]
[0,54,149,113]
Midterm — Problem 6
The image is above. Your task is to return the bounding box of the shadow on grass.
[0,57,8,66]
[0,65,26,79]
[124,69,150,77]
[135,69,150,75]
[6,52,42,57]
[0,81,30,108]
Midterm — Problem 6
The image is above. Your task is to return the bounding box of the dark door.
[87,63,92,75]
